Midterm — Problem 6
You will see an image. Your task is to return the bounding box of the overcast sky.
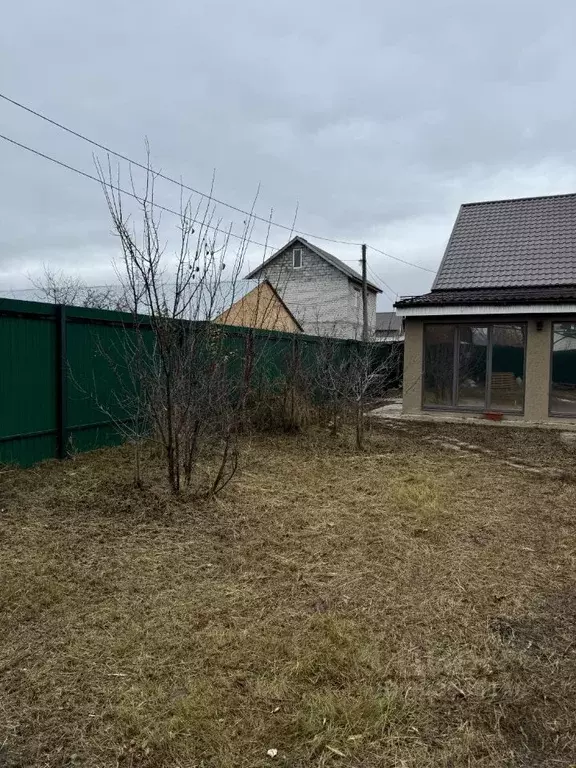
[2,0,576,309]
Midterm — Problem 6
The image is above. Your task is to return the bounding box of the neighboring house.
[395,192,576,423]
[245,236,381,339]
[375,311,404,342]
[214,279,302,333]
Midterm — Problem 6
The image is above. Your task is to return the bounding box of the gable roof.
[375,311,403,332]
[433,192,576,290]
[214,279,303,331]
[245,236,382,293]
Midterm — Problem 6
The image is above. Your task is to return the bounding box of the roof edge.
[431,204,464,290]
[245,235,381,293]
[460,191,576,208]
[395,284,576,310]
[265,280,304,332]
[398,303,576,317]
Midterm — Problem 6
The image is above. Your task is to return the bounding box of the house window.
[457,326,488,408]
[490,325,525,412]
[423,325,455,406]
[292,248,303,269]
[550,322,576,416]
[423,323,525,412]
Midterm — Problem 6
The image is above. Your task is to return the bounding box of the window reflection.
[423,325,454,406]
[423,323,525,412]
[550,323,576,415]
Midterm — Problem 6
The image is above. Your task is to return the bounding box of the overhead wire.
[0,91,359,247]
[0,132,276,250]
[0,91,438,275]
[367,266,398,303]
[367,243,435,274]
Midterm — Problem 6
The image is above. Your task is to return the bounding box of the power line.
[367,265,397,295]
[0,132,277,250]
[0,91,361,248]
[367,266,397,303]
[0,100,438,275]
[1,91,439,273]
[367,244,436,274]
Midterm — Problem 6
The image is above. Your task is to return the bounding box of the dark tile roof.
[375,311,403,331]
[433,192,576,290]
[245,236,381,293]
[396,285,576,309]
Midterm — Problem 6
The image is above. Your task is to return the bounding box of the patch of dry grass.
[2,423,576,766]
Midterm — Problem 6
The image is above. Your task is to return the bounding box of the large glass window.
[490,325,525,412]
[423,325,455,406]
[550,323,576,416]
[423,323,525,412]
[457,326,487,408]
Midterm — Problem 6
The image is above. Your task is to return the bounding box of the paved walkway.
[370,398,576,432]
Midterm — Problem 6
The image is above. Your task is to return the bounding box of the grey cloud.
[2,0,576,310]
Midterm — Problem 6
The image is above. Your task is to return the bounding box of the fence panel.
[0,302,58,465]
[67,319,143,454]
[0,298,402,467]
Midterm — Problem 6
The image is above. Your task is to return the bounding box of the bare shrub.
[94,153,258,496]
[313,336,402,449]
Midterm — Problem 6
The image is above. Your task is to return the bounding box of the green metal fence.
[0,297,401,467]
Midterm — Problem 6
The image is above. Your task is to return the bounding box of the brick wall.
[254,243,377,339]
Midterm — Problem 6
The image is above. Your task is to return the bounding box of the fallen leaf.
[267,748,278,758]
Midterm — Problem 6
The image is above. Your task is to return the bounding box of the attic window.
[292,248,303,269]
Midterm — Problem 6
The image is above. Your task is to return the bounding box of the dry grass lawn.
[2,422,576,767]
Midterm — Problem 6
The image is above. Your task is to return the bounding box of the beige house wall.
[401,315,556,422]
[215,282,301,333]
[402,319,424,414]
[524,318,552,421]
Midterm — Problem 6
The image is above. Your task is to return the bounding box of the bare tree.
[95,152,258,495]
[347,341,402,449]
[311,332,402,449]
[30,265,121,309]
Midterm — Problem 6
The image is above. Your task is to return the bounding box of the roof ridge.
[245,235,381,293]
[461,191,576,208]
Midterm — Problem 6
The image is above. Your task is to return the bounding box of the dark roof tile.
[433,193,576,290]
[396,285,576,309]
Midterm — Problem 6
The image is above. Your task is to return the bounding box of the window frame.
[292,248,303,269]
[422,321,526,414]
[549,320,576,417]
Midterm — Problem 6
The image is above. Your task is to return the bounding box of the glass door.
[456,325,487,408]
[489,325,525,412]
[423,323,526,412]
[550,323,576,416]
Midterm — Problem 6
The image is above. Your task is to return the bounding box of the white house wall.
[254,243,377,339]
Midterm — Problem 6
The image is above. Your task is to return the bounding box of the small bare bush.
[95,153,257,496]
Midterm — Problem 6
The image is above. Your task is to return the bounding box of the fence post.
[56,304,68,459]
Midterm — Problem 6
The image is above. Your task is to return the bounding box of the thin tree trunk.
[356,397,364,450]
[211,432,231,496]
[134,440,142,488]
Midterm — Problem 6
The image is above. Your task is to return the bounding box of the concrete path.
[369,398,576,431]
